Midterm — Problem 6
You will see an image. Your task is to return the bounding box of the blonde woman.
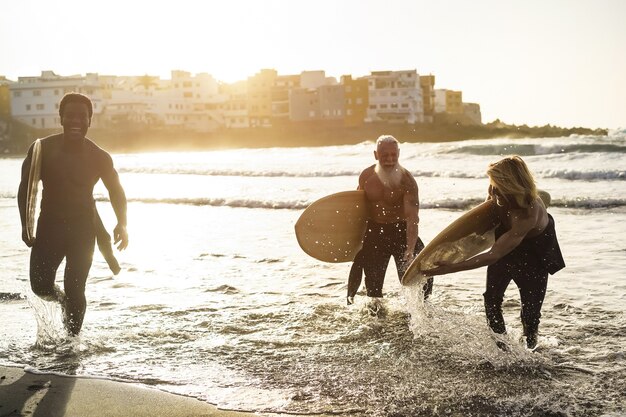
[423,156,565,349]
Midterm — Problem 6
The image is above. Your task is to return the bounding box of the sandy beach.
[0,366,259,417]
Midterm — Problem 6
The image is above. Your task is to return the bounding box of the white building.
[221,81,249,129]
[9,71,104,129]
[99,75,164,128]
[364,70,424,124]
[153,70,224,132]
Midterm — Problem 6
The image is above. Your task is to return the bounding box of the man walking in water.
[347,135,432,313]
[18,92,128,336]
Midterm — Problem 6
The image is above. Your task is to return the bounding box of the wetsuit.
[356,220,432,298]
[484,213,565,337]
[19,134,120,333]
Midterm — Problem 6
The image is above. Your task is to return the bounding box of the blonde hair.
[487,155,538,208]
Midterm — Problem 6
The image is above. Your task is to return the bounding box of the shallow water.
[1,132,625,416]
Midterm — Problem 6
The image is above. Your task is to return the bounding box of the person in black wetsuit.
[17,92,129,336]
[346,135,433,313]
[422,156,565,349]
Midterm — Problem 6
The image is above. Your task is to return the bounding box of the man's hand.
[113,224,128,251]
[403,248,416,263]
[21,228,35,247]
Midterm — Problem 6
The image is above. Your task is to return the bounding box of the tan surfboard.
[25,139,42,242]
[401,190,552,286]
[295,191,369,263]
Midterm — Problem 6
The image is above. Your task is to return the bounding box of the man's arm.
[100,156,128,250]
[17,146,33,246]
[403,171,419,261]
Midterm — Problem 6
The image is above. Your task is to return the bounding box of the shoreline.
[0,365,267,417]
[1,120,608,156]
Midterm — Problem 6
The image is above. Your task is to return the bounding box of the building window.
[26,104,31,111]
[36,104,44,110]
[32,119,36,125]
[356,98,363,104]
[33,90,41,97]
[54,89,59,95]
[14,91,22,98]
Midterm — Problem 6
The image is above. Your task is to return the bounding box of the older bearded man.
[347,135,432,313]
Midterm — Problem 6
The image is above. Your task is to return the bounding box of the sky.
[1,0,624,129]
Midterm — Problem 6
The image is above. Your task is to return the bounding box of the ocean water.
[1,131,625,416]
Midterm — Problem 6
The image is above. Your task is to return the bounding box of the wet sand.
[0,365,258,417]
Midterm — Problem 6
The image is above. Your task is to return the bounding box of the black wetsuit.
[19,134,120,332]
[484,213,565,337]
[350,220,432,298]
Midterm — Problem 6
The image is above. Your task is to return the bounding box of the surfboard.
[295,191,368,263]
[25,139,42,242]
[401,190,552,286]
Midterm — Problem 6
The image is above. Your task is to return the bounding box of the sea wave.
[88,196,626,210]
[538,169,626,180]
[117,167,359,177]
[116,167,625,181]
[442,143,626,156]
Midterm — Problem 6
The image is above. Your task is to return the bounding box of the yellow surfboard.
[25,139,42,242]
[402,190,552,286]
[295,191,368,263]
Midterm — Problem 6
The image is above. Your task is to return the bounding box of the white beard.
[375,162,404,189]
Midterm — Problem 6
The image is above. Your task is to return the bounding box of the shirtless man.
[347,135,432,311]
[17,92,128,336]
[423,156,565,349]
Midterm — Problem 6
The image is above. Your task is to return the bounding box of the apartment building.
[290,88,319,121]
[220,81,249,129]
[290,75,344,122]
[271,74,300,121]
[247,69,276,127]
[0,77,12,143]
[99,75,163,129]
[155,70,223,132]
[9,71,104,129]
[434,89,463,115]
[300,70,329,89]
[341,75,368,127]
[365,70,424,124]
[419,75,435,123]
